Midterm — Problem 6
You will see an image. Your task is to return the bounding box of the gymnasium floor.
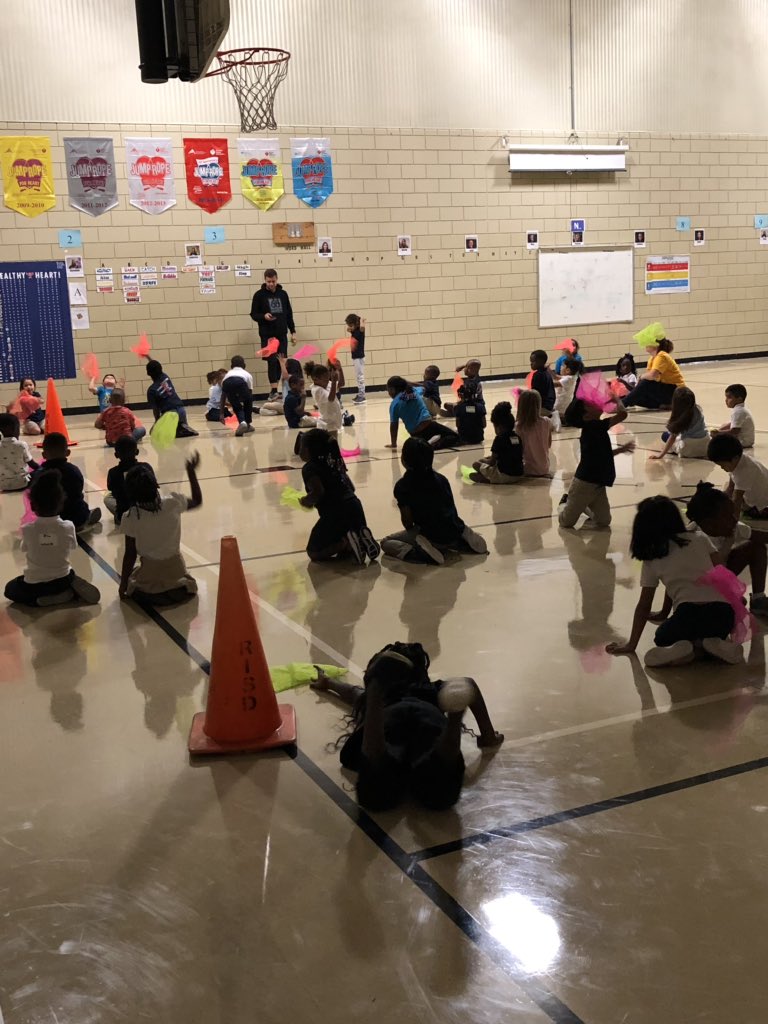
[3,357,768,1024]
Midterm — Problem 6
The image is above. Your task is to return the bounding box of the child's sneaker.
[359,527,381,561]
[750,594,768,616]
[345,531,366,565]
[644,641,695,667]
[702,637,744,664]
[37,589,75,607]
[235,421,248,436]
[353,394,366,405]
[413,534,445,565]
[71,576,100,604]
[342,411,355,426]
[437,679,474,714]
[461,525,488,554]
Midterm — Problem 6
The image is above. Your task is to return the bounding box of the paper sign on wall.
[291,137,333,208]
[238,138,284,211]
[125,137,176,215]
[645,256,691,294]
[183,138,231,214]
[63,137,118,217]
[1,137,56,218]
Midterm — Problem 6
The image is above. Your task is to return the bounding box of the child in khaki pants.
[559,397,635,528]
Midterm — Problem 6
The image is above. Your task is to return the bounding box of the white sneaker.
[438,679,474,714]
[413,534,445,565]
[702,637,744,664]
[644,641,695,667]
[235,422,248,436]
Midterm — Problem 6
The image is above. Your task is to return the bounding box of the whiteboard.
[537,247,634,328]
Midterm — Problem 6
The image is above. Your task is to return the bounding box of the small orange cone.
[37,378,77,447]
[188,536,297,755]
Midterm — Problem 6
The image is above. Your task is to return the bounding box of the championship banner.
[1,137,56,218]
[238,138,283,211]
[183,138,231,214]
[0,261,75,382]
[125,137,176,215]
[290,137,333,209]
[63,137,118,217]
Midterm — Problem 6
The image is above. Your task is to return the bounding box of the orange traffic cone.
[37,378,77,447]
[188,536,297,755]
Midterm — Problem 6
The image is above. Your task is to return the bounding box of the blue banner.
[0,261,76,382]
[290,137,334,209]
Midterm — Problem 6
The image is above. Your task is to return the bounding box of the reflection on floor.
[3,358,768,1023]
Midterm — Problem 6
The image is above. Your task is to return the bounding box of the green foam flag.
[460,465,476,484]
[150,411,179,451]
[633,322,667,348]
[270,662,348,693]
[280,485,311,511]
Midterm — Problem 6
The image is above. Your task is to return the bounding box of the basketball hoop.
[206,48,290,132]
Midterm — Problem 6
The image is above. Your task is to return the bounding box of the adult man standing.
[250,269,296,400]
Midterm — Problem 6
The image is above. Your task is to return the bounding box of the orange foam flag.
[257,337,280,357]
[554,338,576,353]
[131,333,151,358]
[81,353,100,379]
[327,338,352,362]
[451,372,463,394]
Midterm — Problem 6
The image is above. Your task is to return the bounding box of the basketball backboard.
[135,0,230,83]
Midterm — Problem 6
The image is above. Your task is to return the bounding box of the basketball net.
[207,48,290,133]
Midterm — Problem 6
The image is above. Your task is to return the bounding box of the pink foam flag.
[81,353,100,380]
[224,414,239,430]
[609,379,629,398]
[697,565,753,643]
[327,338,352,362]
[511,386,523,401]
[554,338,576,353]
[293,344,319,361]
[131,333,151,359]
[576,371,615,413]
[257,337,280,358]
[20,490,36,527]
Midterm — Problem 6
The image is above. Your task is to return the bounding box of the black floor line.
[410,753,768,864]
[75,535,585,1024]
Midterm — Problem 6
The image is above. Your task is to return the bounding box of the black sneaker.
[177,425,199,438]
[267,389,279,402]
[345,531,366,565]
[343,412,355,426]
[359,527,381,561]
[559,493,569,506]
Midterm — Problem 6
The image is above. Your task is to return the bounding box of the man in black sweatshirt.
[250,269,296,399]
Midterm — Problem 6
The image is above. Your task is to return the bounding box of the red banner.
[183,138,231,214]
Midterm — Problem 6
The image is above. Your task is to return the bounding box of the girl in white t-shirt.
[119,452,202,606]
[307,363,343,438]
[4,470,100,607]
[606,495,743,667]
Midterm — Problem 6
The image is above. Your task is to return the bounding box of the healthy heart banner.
[64,137,118,217]
[125,137,176,215]
[183,138,231,214]
[290,137,333,209]
[1,137,56,218]
[238,138,283,211]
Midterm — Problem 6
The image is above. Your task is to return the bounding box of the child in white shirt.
[308,363,343,439]
[4,470,100,607]
[0,413,37,491]
[119,452,202,606]
[708,434,768,518]
[205,369,227,422]
[552,357,581,430]
[711,384,755,448]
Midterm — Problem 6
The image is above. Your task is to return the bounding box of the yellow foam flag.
[1,136,56,218]
[150,411,179,451]
[633,322,667,348]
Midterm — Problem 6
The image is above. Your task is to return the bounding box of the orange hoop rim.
[205,47,291,76]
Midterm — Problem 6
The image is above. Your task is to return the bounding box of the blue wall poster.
[0,261,76,383]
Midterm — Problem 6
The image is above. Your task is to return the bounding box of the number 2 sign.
[58,229,82,248]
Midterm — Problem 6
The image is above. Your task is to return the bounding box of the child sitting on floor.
[0,412,38,491]
[419,364,442,418]
[145,359,198,438]
[30,433,101,531]
[298,428,379,565]
[283,374,317,429]
[686,481,768,616]
[515,389,553,477]
[95,388,146,447]
[205,369,228,422]
[10,379,45,436]
[708,434,768,519]
[386,377,459,451]
[381,437,487,564]
[559,397,635,528]
[311,641,503,811]
[455,384,486,445]
[615,353,638,393]
[104,435,145,525]
[470,401,523,484]
[554,339,583,375]
[89,372,125,414]
[4,470,100,607]
[118,452,202,605]
[606,495,743,667]
[553,356,581,430]
[261,357,302,416]
[443,358,483,416]
[711,384,755,449]
[650,386,709,460]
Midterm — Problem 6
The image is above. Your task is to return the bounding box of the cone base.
[35,440,77,448]
[188,704,297,755]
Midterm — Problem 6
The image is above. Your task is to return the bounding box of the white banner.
[125,137,176,215]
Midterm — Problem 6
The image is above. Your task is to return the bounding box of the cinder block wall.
[1,123,766,408]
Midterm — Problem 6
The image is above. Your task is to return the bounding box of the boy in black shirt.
[529,349,556,413]
[559,397,635,528]
[471,401,523,484]
[105,435,144,524]
[346,313,367,405]
[419,364,442,417]
[454,384,486,445]
[30,432,101,531]
[145,359,198,437]
[381,437,487,565]
[283,374,317,429]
